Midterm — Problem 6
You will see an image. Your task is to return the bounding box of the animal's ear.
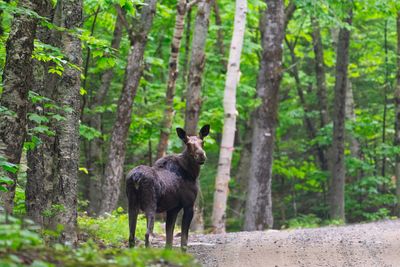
[176,127,188,143]
[199,124,210,139]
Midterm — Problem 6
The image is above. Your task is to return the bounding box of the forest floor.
[180,219,400,267]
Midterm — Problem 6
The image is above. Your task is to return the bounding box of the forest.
[1,0,400,265]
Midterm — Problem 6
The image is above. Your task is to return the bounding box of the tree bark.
[181,4,192,96]
[329,9,352,221]
[99,0,158,215]
[395,11,400,217]
[156,0,190,160]
[184,0,214,135]
[345,79,360,159]
[88,12,123,216]
[184,0,214,233]
[26,1,56,226]
[311,17,329,129]
[382,20,389,177]
[48,0,83,244]
[243,0,285,231]
[230,122,252,221]
[211,0,247,234]
[0,0,44,213]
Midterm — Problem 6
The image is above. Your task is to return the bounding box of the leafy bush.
[283,214,345,229]
[78,208,162,247]
[0,214,42,250]
[0,213,198,267]
[284,214,322,229]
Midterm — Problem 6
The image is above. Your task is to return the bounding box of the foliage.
[0,214,198,267]
[0,0,400,254]
[283,214,344,229]
[78,208,162,247]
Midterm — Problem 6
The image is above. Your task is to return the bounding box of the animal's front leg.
[165,207,180,249]
[181,206,194,251]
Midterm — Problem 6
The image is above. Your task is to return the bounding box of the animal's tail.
[126,169,142,210]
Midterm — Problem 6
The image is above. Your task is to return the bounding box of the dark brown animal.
[126,125,210,250]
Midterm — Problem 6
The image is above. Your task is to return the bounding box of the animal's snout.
[195,151,207,164]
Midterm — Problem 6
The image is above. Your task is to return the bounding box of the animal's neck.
[180,148,200,180]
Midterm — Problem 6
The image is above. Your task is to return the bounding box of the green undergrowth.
[282,214,344,229]
[78,208,163,247]
[0,213,198,267]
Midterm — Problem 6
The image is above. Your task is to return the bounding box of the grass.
[1,211,199,267]
[78,208,163,247]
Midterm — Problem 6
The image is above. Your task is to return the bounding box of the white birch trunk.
[211,0,247,234]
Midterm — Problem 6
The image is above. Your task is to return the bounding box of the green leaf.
[0,176,14,185]
[79,167,89,174]
[80,87,87,95]
[0,161,18,174]
[28,113,49,124]
[79,124,101,141]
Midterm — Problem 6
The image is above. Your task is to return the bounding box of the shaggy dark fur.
[126,125,210,250]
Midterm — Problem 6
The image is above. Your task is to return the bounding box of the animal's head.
[176,125,210,165]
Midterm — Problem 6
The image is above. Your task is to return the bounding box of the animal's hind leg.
[145,209,155,248]
[128,203,138,248]
[127,187,139,248]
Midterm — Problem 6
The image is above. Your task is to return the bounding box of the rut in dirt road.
[187,219,400,267]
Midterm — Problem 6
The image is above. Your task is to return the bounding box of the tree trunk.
[243,0,285,231]
[311,17,329,129]
[211,0,247,234]
[88,12,123,216]
[156,0,190,160]
[26,1,56,226]
[382,20,389,177]
[181,4,192,96]
[184,0,214,232]
[0,0,44,213]
[99,0,158,215]
[345,80,360,158]
[230,121,252,222]
[184,0,214,135]
[395,11,400,217]
[329,9,352,221]
[286,38,326,168]
[213,0,226,68]
[46,0,83,244]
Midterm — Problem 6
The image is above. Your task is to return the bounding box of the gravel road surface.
[186,219,400,267]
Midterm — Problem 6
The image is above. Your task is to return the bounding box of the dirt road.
[187,219,400,267]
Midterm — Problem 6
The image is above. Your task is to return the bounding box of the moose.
[126,125,210,250]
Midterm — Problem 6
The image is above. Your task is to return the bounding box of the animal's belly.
[156,195,179,212]
[156,191,197,213]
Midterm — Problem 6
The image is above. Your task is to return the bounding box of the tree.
[156,0,195,159]
[329,8,352,221]
[50,0,83,243]
[184,0,214,135]
[184,0,214,232]
[311,17,329,129]
[26,0,56,226]
[0,0,45,213]
[88,12,124,216]
[213,0,227,68]
[395,10,400,217]
[99,0,158,215]
[211,0,247,234]
[244,0,285,231]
